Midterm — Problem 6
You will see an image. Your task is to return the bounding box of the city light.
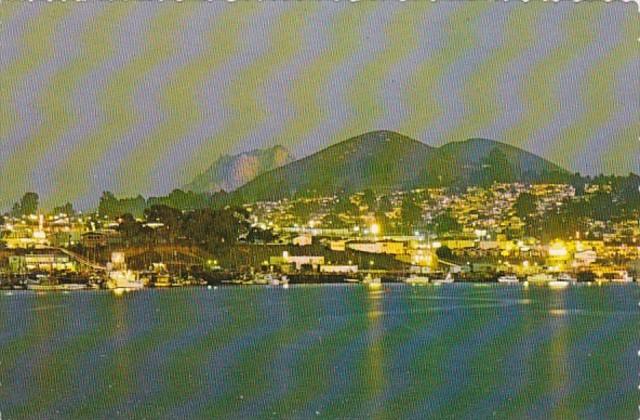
[549,241,569,259]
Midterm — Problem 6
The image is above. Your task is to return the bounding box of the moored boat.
[154,273,172,288]
[432,273,454,286]
[526,273,555,284]
[497,275,519,284]
[106,270,144,291]
[268,274,289,286]
[609,271,633,283]
[362,274,382,287]
[557,273,577,284]
[58,283,88,291]
[548,280,570,289]
[405,275,429,285]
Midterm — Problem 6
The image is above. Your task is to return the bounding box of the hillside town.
[1,177,638,291]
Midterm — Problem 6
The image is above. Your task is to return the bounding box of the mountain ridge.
[185,145,293,194]
[213,131,570,204]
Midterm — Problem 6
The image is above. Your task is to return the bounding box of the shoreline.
[1,277,635,292]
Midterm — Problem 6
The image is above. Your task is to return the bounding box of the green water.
[0,284,637,419]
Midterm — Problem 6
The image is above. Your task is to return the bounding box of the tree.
[53,202,74,216]
[98,191,118,217]
[181,208,243,250]
[21,192,39,215]
[436,245,454,260]
[431,212,461,235]
[587,191,614,221]
[98,191,146,218]
[361,189,376,209]
[10,202,21,218]
[144,204,183,243]
[376,195,393,213]
[11,192,39,217]
[246,226,276,243]
[144,205,182,228]
[322,213,348,228]
[147,189,211,211]
[333,196,358,215]
[401,196,422,230]
[116,213,150,245]
[513,193,537,220]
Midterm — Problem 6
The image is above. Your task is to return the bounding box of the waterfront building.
[319,265,359,274]
[9,253,75,272]
[348,241,405,255]
[269,255,325,271]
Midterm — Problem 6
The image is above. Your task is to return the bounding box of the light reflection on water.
[0,284,637,418]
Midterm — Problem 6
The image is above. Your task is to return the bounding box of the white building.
[320,265,358,274]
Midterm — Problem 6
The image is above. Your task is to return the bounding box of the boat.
[557,273,577,284]
[251,273,266,285]
[268,274,289,286]
[87,274,103,289]
[609,271,634,283]
[548,280,571,289]
[526,273,555,284]
[362,274,382,286]
[58,283,88,291]
[154,273,172,288]
[26,284,61,291]
[497,275,519,284]
[405,275,429,285]
[432,273,454,286]
[26,274,60,291]
[106,270,144,291]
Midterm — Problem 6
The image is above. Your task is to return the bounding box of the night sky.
[1,1,638,210]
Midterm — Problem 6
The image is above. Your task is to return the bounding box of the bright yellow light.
[549,242,568,258]
[370,223,380,235]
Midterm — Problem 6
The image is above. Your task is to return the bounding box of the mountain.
[185,145,293,193]
[425,137,569,187]
[223,131,569,204]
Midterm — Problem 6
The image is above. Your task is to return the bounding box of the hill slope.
[224,131,569,203]
[229,131,436,201]
[425,138,568,186]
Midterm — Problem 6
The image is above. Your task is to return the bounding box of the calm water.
[0,284,638,419]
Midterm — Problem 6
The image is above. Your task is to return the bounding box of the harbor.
[0,283,637,418]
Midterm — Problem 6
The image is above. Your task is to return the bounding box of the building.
[81,231,108,248]
[574,250,597,266]
[329,240,347,251]
[319,265,358,274]
[292,234,312,246]
[348,241,405,255]
[269,255,325,271]
[9,253,75,272]
[2,227,49,249]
